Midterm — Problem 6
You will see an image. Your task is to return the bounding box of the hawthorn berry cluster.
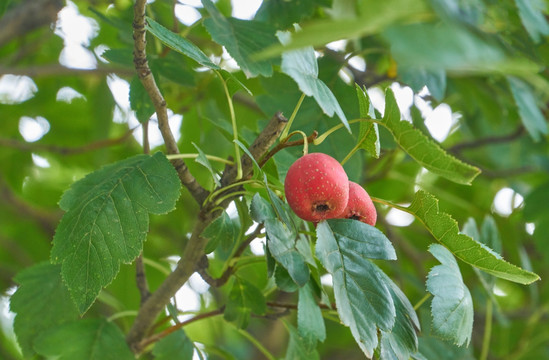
[284,153,376,225]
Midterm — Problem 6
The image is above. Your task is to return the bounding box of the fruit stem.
[216,70,242,180]
[314,118,365,145]
[166,153,234,165]
[341,143,361,166]
[280,92,306,140]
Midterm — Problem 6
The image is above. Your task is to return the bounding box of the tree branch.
[449,126,526,154]
[0,65,135,78]
[0,0,63,47]
[258,130,318,168]
[132,0,209,205]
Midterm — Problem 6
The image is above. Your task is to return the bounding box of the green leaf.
[192,142,221,187]
[51,152,181,313]
[284,321,320,360]
[224,277,267,328]
[379,88,481,185]
[298,282,326,345]
[400,68,446,101]
[403,191,540,284]
[145,17,220,70]
[378,271,420,360]
[202,0,278,77]
[255,0,319,29]
[10,263,79,357]
[507,76,548,141]
[356,85,380,158]
[265,218,310,287]
[427,244,474,346]
[130,76,155,123]
[280,32,349,131]
[33,319,134,360]
[515,0,549,43]
[203,211,239,254]
[250,193,276,223]
[152,330,194,360]
[316,219,396,357]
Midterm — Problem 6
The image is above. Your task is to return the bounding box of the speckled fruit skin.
[341,181,377,226]
[284,153,349,222]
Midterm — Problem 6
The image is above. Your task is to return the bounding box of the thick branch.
[132,0,208,204]
[0,0,63,47]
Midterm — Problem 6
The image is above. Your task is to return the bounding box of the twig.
[220,112,288,186]
[258,130,318,168]
[0,127,137,155]
[132,0,208,205]
[449,126,525,154]
[135,254,151,304]
[0,65,135,77]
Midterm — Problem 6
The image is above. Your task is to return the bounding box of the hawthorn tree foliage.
[0,0,548,359]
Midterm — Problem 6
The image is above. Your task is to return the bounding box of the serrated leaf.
[280,33,349,131]
[224,277,267,328]
[402,191,539,284]
[51,152,181,313]
[378,271,420,360]
[250,193,276,223]
[298,282,326,345]
[10,263,79,357]
[507,76,548,141]
[130,76,155,123]
[427,244,474,346]
[33,319,134,360]
[192,142,221,187]
[356,85,380,158]
[152,330,194,360]
[316,219,396,357]
[515,0,549,43]
[265,218,310,287]
[203,211,239,254]
[284,321,320,360]
[145,17,220,70]
[379,88,480,185]
[202,0,278,77]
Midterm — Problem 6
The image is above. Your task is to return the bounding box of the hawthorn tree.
[0,0,548,359]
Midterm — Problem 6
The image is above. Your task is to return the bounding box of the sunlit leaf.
[402,191,540,284]
[33,319,134,360]
[10,263,79,358]
[515,0,549,43]
[427,244,474,346]
[356,85,380,158]
[51,152,181,313]
[379,88,480,185]
[316,219,396,358]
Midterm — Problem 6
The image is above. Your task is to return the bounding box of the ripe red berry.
[341,181,377,226]
[284,153,349,222]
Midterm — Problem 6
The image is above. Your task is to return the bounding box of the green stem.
[280,93,306,140]
[313,118,365,145]
[236,328,277,360]
[371,197,409,212]
[413,293,431,311]
[108,311,138,322]
[480,299,493,360]
[341,143,361,166]
[166,153,234,165]
[217,70,242,180]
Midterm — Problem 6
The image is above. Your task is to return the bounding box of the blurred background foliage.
[0,0,548,359]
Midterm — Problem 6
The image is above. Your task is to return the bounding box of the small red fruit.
[341,181,377,226]
[284,153,349,222]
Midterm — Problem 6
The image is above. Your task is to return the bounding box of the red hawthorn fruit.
[341,181,377,226]
[284,153,349,222]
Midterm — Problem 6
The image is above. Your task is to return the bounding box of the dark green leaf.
[280,32,349,130]
[130,76,155,123]
[203,211,239,254]
[265,218,310,287]
[378,271,420,360]
[404,191,539,284]
[507,76,548,141]
[356,85,380,158]
[152,330,194,360]
[224,277,267,328]
[316,220,396,358]
[202,0,278,77]
[10,263,79,357]
[33,319,134,360]
[298,282,326,345]
[379,88,481,185]
[101,48,134,67]
[51,152,181,313]
[427,244,474,346]
[146,17,220,70]
[515,0,549,43]
[255,0,319,29]
[250,193,276,223]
